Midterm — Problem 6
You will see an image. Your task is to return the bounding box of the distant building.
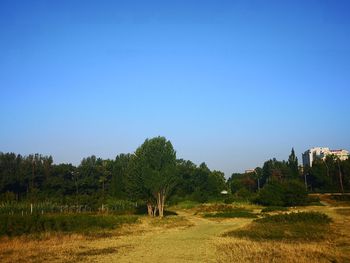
[302,147,349,167]
[245,169,255,174]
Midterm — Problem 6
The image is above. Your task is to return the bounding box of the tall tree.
[127,136,177,218]
[287,148,299,178]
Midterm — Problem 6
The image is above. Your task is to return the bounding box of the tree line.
[228,148,350,205]
[0,137,225,217]
[1,138,349,216]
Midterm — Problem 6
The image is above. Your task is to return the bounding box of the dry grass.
[215,237,343,263]
[313,193,350,207]
[1,197,350,263]
[0,224,140,263]
[0,234,86,263]
[194,203,261,213]
[148,215,194,229]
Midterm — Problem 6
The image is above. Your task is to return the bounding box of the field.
[0,195,350,263]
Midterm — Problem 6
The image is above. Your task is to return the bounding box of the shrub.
[283,181,308,206]
[254,181,285,206]
[254,180,308,207]
[191,189,208,203]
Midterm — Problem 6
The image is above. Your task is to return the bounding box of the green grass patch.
[204,208,258,218]
[0,213,139,237]
[225,212,332,241]
[261,206,288,213]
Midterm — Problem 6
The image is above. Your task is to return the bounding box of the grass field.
[0,195,349,262]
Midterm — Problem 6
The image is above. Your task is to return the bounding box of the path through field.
[87,211,250,263]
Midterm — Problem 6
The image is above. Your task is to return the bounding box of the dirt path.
[87,211,250,263]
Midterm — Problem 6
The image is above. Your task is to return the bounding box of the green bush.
[254,180,308,207]
[235,188,253,200]
[191,189,208,203]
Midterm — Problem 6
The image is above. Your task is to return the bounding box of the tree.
[109,154,131,199]
[287,148,299,178]
[127,137,177,218]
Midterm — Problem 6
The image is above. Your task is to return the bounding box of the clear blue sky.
[1,0,349,176]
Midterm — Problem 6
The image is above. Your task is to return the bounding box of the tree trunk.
[304,173,308,190]
[147,202,153,216]
[157,192,165,218]
[338,160,344,193]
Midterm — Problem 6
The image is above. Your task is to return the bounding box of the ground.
[1,199,350,263]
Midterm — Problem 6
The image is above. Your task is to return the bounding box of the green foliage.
[126,137,177,200]
[255,181,285,206]
[287,148,299,178]
[226,212,332,241]
[0,213,139,236]
[106,198,140,213]
[204,208,257,218]
[191,187,208,203]
[255,180,308,206]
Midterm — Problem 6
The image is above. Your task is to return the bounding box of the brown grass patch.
[149,216,194,229]
[215,237,343,263]
[335,208,350,216]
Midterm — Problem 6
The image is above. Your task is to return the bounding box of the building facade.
[302,147,349,167]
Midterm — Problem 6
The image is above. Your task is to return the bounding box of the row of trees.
[0,137,225,217]
[305,156,350,193]
[1,140,349,216]
[228,148,350,202]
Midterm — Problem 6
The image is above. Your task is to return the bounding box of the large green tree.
[127,136,177,218]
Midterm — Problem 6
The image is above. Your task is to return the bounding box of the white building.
[302,147,349,167]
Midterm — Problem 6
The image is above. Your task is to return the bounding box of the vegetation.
[225,212,332,241]
[305,155,350,193]
[260,206,288,213]
[254,180,308,206]
[0,137,228,217]
[204,208,257,218]
[0,213,138,236]
[126,137,177,218]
